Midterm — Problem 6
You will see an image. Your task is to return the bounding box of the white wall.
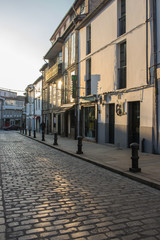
[79,0,148,95]
[78,0,154,151]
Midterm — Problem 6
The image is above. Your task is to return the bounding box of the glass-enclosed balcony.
[45,62,62,82]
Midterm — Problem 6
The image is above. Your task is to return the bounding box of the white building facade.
[25,76,42,132]
[34,76,42,132]
[0,89,25,129]
[77,0,160,153]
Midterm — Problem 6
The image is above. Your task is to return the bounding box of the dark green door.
[109,104,115,144]
[128,101,140,145]
[58,114,61,135]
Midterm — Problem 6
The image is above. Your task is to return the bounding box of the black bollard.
[42,130,45,141]
[29,130,31,136]
[34,130,36,138]
[25,129,27,135]
[23,128,24,134]
[53,133,58,145]
[129,143,141,172]
[76,136,83,154]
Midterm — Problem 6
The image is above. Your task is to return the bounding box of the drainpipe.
[146,0,149,84]
[75,29,78,139]
[77,30,81,137]
[151,0,158,153]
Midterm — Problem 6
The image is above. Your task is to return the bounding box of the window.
[64,75,68,103]
[57,81,62,106]
[49,85,52,107]
[71,71,76,101]
[44,88,48,110]
[53,84,56,106]
[64,23,66,31]
[35,99,37,111]
[118,0,126,36]
[37,97,40,110]
[71,33,76,64]
[86,25,91,55]
[65,41,69,69]
[58,52,62,64]
[86,59,91,95]
[80,1,85,14]
[70,12,76,22]
[118,41,126,89]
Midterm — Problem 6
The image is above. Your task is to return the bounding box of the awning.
[44,38,64,60]
[80,95,97,103]
[54,104,75,113]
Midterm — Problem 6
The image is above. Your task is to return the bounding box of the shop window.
[85,107,95,138]
[86,24,91,55]
[70,110,75,128]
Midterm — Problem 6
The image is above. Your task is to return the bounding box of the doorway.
[109,104,115,144]
[128,101,140,145]
[58,114,61,135]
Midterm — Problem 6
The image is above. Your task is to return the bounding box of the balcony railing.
[118,67,126,89]
[45,63,62,82]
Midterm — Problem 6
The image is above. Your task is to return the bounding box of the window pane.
[65,41,69,69]
[118,41,126,89]
[85,107,95,138]
[86,25,91,54]
[71,33,75,64]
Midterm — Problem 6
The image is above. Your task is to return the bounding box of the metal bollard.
[25,129,27,135]
[34,130,36,138]
[29,130,31,136]
[129,143,141,172]
[76,136,83,154]
[42,130,45,141]
[23,128,25,134]
[53,133,58,145]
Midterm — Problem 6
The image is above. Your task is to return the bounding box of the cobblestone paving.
[0,131,160,240]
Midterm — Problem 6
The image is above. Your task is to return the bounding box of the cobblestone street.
[0,131,160,240]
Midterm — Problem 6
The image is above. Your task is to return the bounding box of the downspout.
[146,0,149,84]
[75,29,78,139]
[96,101,98,143]
[77,30,81,137]
[151,0,158,153]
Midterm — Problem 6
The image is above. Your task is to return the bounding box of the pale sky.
[0,0,75,94]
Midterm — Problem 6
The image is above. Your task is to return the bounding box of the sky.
[0,0,75,95]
